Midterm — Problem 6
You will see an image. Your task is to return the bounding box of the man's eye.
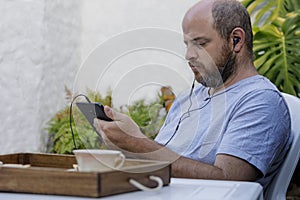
[196,41,206,46]
[192,40,206,47]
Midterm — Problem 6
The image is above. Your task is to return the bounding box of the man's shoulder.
[232,75,277,92]
[228,75,281,100]
[224,75,289,119]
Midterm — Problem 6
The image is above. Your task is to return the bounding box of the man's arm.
[173,154,260,180]
[93,106,259,181]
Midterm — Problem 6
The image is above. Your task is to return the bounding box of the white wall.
[0,0,81,154]
[80,0,198,59]
[77,0,199,108]
[0,0,198,154]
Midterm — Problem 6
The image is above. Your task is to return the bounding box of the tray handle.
[129,175,163,192]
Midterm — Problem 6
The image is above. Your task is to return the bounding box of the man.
[93,0,291,190]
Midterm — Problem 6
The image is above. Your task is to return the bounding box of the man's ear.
[231,27,245,53]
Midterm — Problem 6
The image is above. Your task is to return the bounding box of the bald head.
[183,0,253,59]
[184,0,215,19]
[182,0,215,33]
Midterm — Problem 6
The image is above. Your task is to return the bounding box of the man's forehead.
[182,13,214,40]
[182,0,214,33]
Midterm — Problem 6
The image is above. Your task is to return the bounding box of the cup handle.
[114,153,125,169]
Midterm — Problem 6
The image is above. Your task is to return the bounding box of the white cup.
[73,149,125,172]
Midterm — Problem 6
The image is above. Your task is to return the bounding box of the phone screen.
[76,102,113,128]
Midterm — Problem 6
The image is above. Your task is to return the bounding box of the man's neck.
[209,62,258,96]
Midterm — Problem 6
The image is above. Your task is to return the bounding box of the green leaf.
[242,0,300,26]
[252,11,300,96]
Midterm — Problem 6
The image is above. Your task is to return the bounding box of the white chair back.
[264,93,300,200]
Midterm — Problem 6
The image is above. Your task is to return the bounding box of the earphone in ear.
[233,37,240,46]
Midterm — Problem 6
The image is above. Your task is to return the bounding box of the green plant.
[126,94,166,139]
[46,87,112,154]
[46,87,169,154]
[242,0,300,96]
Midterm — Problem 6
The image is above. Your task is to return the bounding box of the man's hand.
[93,105,148,152]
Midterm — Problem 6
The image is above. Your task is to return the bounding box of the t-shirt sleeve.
[217,89,290,176]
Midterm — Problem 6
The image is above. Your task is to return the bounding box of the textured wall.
[0,0,198,154]
[0,0,81,154]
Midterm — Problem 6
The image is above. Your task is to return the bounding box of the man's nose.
[185,45,197,61]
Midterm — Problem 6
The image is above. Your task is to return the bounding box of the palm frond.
[253,12,300,96]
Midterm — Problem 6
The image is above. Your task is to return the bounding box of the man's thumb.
[103,105,122,121]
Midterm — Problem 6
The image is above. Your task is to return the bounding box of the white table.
[0,178,264,200]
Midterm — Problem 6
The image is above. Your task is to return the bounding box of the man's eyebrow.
[184,36,208,44]
[192,37,208,42]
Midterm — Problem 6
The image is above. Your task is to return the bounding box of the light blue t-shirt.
[155,75,291,189]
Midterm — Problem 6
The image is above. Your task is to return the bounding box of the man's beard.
[191,44,236,88]
[218,43,237,87]
[198,43,237,88]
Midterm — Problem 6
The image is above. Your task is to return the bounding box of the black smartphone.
[76,102,113,129]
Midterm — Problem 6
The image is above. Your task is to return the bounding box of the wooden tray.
[0,153,171,197]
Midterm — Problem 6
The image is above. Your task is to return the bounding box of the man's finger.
[104,105,124,121]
